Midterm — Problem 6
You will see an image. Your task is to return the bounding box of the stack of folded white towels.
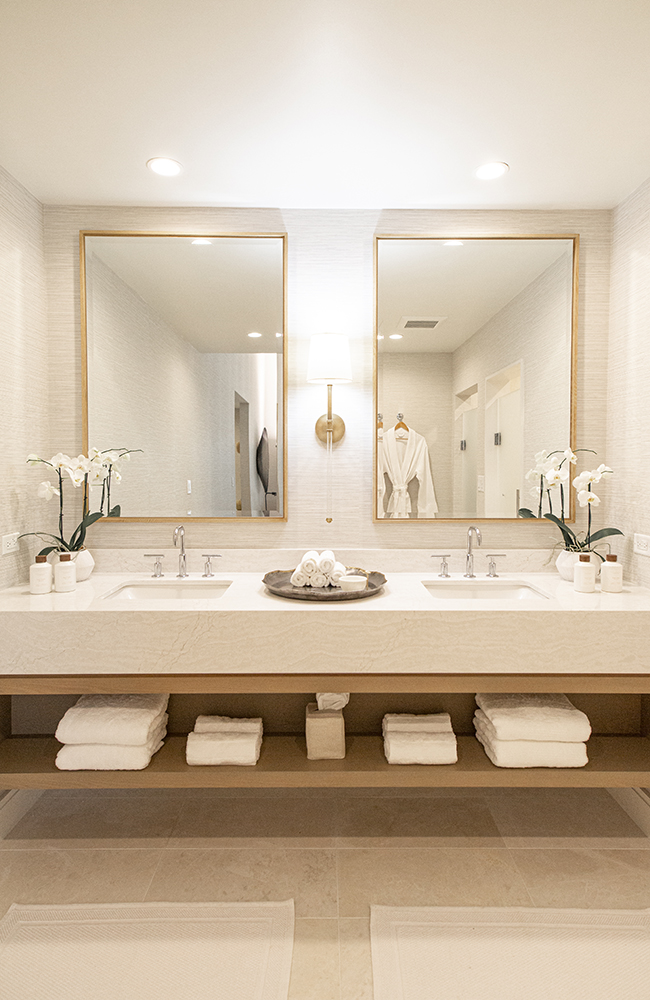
[186,715,263,766]
[383,712,458,764]
[473,693,591,768]
[291,550,346,588]
[55,693,169,770]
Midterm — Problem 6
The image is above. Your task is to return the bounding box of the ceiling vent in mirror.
[399,316,447,331]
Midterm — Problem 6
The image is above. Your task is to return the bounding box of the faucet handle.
[431,554,451,578]
[144,554,164,578]
[201,553,221,578]
[485,554,506,578]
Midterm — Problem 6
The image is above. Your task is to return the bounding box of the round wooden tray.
[262,569,387,601]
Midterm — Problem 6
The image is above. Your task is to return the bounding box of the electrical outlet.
[2,532,20,555]
[634,533,650,557]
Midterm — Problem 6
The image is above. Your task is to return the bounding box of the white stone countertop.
[1,571,650,676]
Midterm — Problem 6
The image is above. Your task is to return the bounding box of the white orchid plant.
[518,448,623,557]
[21,447,140,555]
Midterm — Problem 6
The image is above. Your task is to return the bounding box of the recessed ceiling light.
[248,332,262,338]
[146,157,183,177]
[444,240,464,246]
[475,162,509,180]
[191,238,212,245]
[377,335,384,340]
[389,334,403,340]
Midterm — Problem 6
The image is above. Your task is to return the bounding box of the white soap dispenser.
[573,553,596,593]
[29,554,53,594]
[54,552,76,593]
[600,553,623,593]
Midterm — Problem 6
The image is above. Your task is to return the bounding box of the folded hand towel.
[186,731,263,766]
[318,550,336,575]
[329,562,346,587]
[474,718,588,768]
[55,720,166,771]
[384,731,458,765]
[310,572,328,589]
[383,713,452,735]
[55,693,170,746]
[300,551,319,575]
[194,715,263,734]
[475,693,591,742]
[290,568,310,587]
[316,693,350,711]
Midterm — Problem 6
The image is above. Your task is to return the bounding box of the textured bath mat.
[0,900,294,1000]
[371,905,650,1000]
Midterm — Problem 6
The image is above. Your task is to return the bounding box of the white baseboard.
[609,788,650,838]
[0,789,43,839]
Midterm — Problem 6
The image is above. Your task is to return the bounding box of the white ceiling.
[377,238,572,352]
[1,1,650,210]
[88,235,284,353]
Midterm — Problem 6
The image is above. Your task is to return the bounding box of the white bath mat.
[371,905,650,1000]
[0,899,294,1000]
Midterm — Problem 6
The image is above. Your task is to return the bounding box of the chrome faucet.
[173,525,188,578]
[464,525,482,578]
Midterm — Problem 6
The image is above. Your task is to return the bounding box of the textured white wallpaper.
[0,165,49,589]
[35,203,612,556]
[607,174,650,585]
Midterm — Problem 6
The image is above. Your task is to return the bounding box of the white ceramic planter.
[71,547,95,581]
[555,549,600,581]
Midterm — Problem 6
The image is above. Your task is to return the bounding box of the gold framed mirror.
[374,234,578,522]
[81,231,287,521]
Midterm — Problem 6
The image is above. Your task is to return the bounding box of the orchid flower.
[578,490,600,507]
[37,480,60,500]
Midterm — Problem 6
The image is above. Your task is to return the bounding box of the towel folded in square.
[384,731,458,765]
[194,715,263,734]
[55,718,168,771]
[474,717,588,768]
[475,692,591,742]
[55,693,170,746]
[383,713,452,735]
[186,731,263,766]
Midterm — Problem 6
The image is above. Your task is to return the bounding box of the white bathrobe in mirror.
[377,426,438,518]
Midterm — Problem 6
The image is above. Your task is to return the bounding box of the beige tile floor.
[1,787,649,999]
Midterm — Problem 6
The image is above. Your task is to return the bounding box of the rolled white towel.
[290,567,310,587]
[55,693,169,746]
[475,693,591,742]
[474,717,588,768]
[329,562,346,587]
[383,713,452,735]
[194,715,263,734]
[310,572,328,589]
[384,731,457,765]
[316,693,350,711]
[186,731,263,766]
[300,550,319,575]
[318,550,336,575]
[55,718,167,770]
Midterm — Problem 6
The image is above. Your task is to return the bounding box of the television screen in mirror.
[375,235,577,521]
[81,232,286,520]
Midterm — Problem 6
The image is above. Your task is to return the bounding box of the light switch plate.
[477,475,485,493]
[634,533,650,557]
[2,532,20,555]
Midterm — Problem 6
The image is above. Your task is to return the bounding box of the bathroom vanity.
[1,570,650,790]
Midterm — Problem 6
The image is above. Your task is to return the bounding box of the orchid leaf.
[517,508,538,518]
[37,546,58,557]
[544,512,579,548]
[107,505,121,517]
[588,527,624,543]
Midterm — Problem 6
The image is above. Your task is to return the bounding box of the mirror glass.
[82,233,286,520]
[375,236,577,520]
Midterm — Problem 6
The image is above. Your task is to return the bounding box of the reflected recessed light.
[377,335,384,340]
[476,161,509,180]
[444,240,464,246]
[248,332,262,338]
[275,332,282,338]
[146,157,183,176]
[389,334,402,340]
[191,238,212,245]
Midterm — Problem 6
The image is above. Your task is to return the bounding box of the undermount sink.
[423,579,550,601]
[103,580,232,602]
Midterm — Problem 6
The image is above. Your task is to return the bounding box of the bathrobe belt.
[387,483,411,516]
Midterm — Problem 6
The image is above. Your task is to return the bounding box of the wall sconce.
[307,334,352,444]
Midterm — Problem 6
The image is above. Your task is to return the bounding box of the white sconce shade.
[307,334,352,384]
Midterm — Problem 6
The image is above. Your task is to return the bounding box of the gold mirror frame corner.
[372,232,579,525]
[80,229,289,523]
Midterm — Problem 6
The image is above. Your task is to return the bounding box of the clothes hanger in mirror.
[377,412,384,429]
[394,413,409,431]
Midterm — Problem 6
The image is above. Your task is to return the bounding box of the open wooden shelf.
[2,734,650,789]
